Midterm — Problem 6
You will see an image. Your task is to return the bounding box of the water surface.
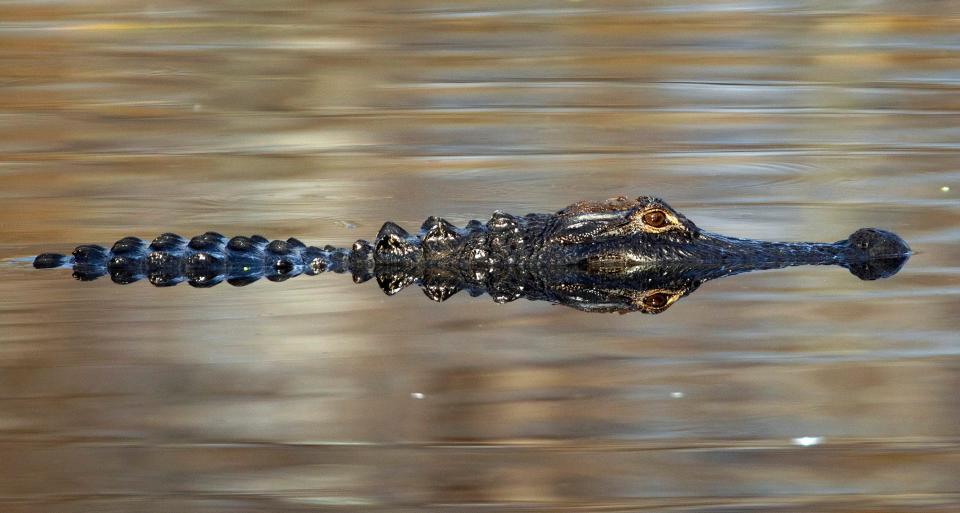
[0,1,959,512]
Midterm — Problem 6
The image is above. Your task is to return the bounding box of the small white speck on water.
[192,103,202,112]
[410,392,425,399]
[791,436,823,447]
[670,391,685,399]
[941,186,951,192]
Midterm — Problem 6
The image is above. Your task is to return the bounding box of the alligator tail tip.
[33,253,70,269]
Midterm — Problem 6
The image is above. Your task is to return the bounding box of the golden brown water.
[1,2,959,512]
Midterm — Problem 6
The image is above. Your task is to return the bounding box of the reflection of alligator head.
[33,196,911,314]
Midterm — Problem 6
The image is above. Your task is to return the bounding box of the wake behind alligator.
[32,196,911,314]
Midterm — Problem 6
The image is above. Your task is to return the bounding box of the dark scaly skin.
[32,196,911,314]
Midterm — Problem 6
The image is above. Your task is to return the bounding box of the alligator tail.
[30,217,489,289]
[33,233,354,287]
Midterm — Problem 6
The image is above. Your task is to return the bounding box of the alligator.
[32,196,911,314]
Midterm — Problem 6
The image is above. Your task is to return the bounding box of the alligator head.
[545,196,911,280]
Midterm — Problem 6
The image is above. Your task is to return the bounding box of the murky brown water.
[1,1,959,512]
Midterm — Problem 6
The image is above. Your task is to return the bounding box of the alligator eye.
[643,292,672,309]
[641,210,670,229]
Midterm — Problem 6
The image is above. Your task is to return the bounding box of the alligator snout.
[845,228,911,258]
[842,228,911,280]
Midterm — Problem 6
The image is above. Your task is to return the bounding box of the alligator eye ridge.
[641,210,670,229]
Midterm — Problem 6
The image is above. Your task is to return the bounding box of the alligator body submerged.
[32,196,911,313]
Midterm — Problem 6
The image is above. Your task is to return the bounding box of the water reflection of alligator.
[33,196,910,313]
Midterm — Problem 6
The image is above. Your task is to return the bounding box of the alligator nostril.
[844,228,911,280]
[847,228,911,258]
